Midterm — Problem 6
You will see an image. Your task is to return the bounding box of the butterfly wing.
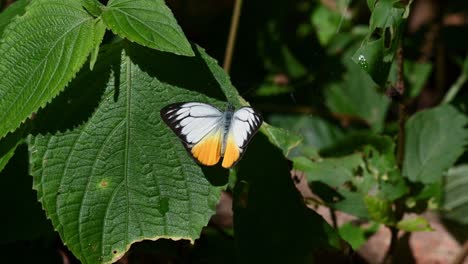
[160,102,224,166]
[221,107,263,168]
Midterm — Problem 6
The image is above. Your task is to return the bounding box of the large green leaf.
[233,133,342,263]
[0,0,96,139]
[29,43,225,264]
[101,0,194,56]
[403,105,468,183]
[0,0,29,36]
[442,165,468,224]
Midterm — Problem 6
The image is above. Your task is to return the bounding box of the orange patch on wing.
[191,132,222,166]
[221,135,240,168]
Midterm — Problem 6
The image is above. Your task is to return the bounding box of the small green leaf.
[396,216,433,232]
[403,105,468,183]
[405,61,432,98]
[0,126,27,173]
[0,0,30,37]
[90,18,107,70]
[365,196,396,225]
[311,5,347,45]
[338,223,368,250]
[442,165,468,224]
[0,0,96,139]
[260,123,302,157]
[102,0,194,56]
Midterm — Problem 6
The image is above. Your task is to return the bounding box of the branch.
[223,0,243,73]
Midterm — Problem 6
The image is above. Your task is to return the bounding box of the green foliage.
[1,0,467,262]
[269,114,345,151]
[403,105,468,183]
[338,222,379,250]
[101,0,194,56]
[294,134,408,219]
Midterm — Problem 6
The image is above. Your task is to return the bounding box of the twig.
[329,207,338,229]
[223,0,243,73]
[452,240,468,264]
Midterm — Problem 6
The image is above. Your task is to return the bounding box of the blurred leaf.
[389,60,432,98]
[101,0,194,56]
[352,0,407,85]
[311,5,342,45]
[294,154,363,187]
[269,114,345,150]
[0,0,96,139]
[282,45,307,78]
[234,134,343,263]
[338,222,375,250]
[29,43,226,264]
[325,55,390,131]
[403,105,468,183]
[365,196,396,225]
[0,127,26,173]
[404,61,432,97]
[255,75,293,96]
[442,165,468,224]
[396,216,433,232]
[261,123,302,157]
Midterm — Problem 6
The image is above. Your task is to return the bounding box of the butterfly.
[160,102,263,168]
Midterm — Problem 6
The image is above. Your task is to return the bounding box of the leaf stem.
[223,0,243,73]
[442,55,468,104]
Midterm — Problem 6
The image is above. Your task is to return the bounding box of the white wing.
[160,102,223,145]
[230,107,263,149]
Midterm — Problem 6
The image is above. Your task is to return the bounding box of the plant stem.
[442,55,468,103]
[395,44,407,170]
[223,0,243,73]
[383,227,399,264]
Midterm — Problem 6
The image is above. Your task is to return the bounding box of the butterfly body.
[160,102,262,168]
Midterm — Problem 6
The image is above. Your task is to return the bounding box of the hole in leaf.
[370,28,383,41]
[384,27,392,49]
